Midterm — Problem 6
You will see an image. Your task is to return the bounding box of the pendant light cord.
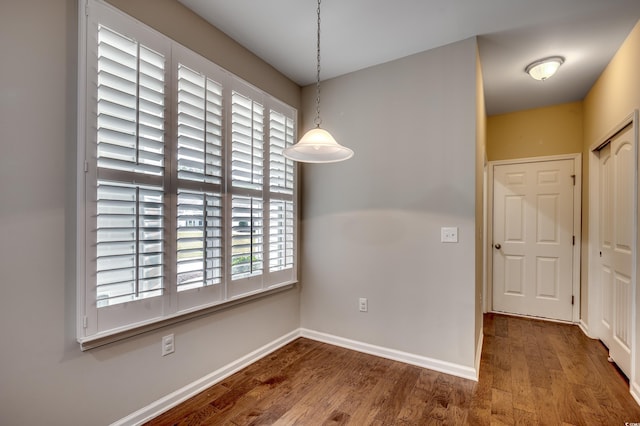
[314,0,322,128]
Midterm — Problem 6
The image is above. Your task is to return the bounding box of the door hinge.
[571,295,575,306]
[572,235,575,245]
[83,316,88,329]
[84,161,89,172]
[571,174,576,186]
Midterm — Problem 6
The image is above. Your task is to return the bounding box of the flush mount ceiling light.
[525,56,565,81]
[283,0,353,163]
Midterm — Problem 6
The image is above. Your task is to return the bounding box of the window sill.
[78,282,297,351]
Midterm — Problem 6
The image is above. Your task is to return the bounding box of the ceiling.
[178,0,640,115]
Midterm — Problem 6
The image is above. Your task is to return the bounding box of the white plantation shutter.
[269,111,295,195]
[230,87,265,288]
[92,17,168,320]
[268,110,295,275]
[175,59,225,300]
[176,191,223,291]
[177,64,223,184]
[79,0,296,344]
[231,91,264,191]
[269,200,294,272]
[97,25,165,176]
[231,196,264,279]
[96,182,164,307]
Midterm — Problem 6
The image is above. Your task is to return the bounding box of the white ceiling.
[178,0,640,115]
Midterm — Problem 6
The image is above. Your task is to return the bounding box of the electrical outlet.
[162,334,175,356]
[359,297,368,312]
[441,227,458,243]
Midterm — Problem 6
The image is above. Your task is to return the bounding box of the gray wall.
[0,1,300,424]
[299,38,480,368]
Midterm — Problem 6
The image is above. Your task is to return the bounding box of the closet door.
[598,123,634,377]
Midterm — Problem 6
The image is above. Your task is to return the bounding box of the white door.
[597,124,634,377]
[492,159,575,321]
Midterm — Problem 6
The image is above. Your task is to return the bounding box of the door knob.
[495,243,501,250]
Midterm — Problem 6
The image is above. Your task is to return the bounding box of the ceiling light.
[283,0,353,163]
[525,56,564,81]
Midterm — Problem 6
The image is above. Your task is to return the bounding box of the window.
[78,0,297,344]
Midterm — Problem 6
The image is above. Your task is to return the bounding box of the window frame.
[77,0,298,349]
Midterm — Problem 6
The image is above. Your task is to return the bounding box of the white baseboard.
[631,382,640,407]
[578,319,592,338]
[475,329,483,378]
[300,328,478,381]
[111,329,301,426]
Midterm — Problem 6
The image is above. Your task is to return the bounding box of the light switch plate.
[441,227,458,243]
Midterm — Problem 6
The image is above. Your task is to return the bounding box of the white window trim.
[76,0,298,350]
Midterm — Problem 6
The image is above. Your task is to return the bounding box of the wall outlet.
[359,297,368,312]
[441,227,458,243]
[162,334,175,356]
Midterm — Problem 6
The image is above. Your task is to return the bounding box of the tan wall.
[487,101,583,162]
[582,21,640,364]
[486,102,583,326]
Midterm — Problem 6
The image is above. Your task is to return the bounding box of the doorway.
[487,154,582,322]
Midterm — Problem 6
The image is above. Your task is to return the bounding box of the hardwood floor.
[146,314,640,425]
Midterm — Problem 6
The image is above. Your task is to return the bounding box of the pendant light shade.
[283,0,353,163]
[283,128,353,163]
[525,56,564,81]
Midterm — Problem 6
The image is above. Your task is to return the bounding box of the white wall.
[299,38,480,369]
[0,1,300,424]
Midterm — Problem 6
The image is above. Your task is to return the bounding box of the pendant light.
[283,0,354,163]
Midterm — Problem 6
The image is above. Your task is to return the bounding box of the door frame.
[586,110,638,394]
[486,153,582,322]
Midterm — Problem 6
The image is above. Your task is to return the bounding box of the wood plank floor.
[146,314,640,425]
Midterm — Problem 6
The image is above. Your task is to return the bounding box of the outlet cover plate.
[162,334,175,356]
[441,227,458,243]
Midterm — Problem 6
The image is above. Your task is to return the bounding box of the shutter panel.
[177,64,223,184]
[97,25,165,176]
[268,109,295,273]
[94,23,166,310]
[269,200,294,272]
[269,111,295,195]
[175,60,225,297]
[231,196,263,279]
[230,88,265,283]
[96,181,164,307]
[231,92,263,191]
[176,191,223,291]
